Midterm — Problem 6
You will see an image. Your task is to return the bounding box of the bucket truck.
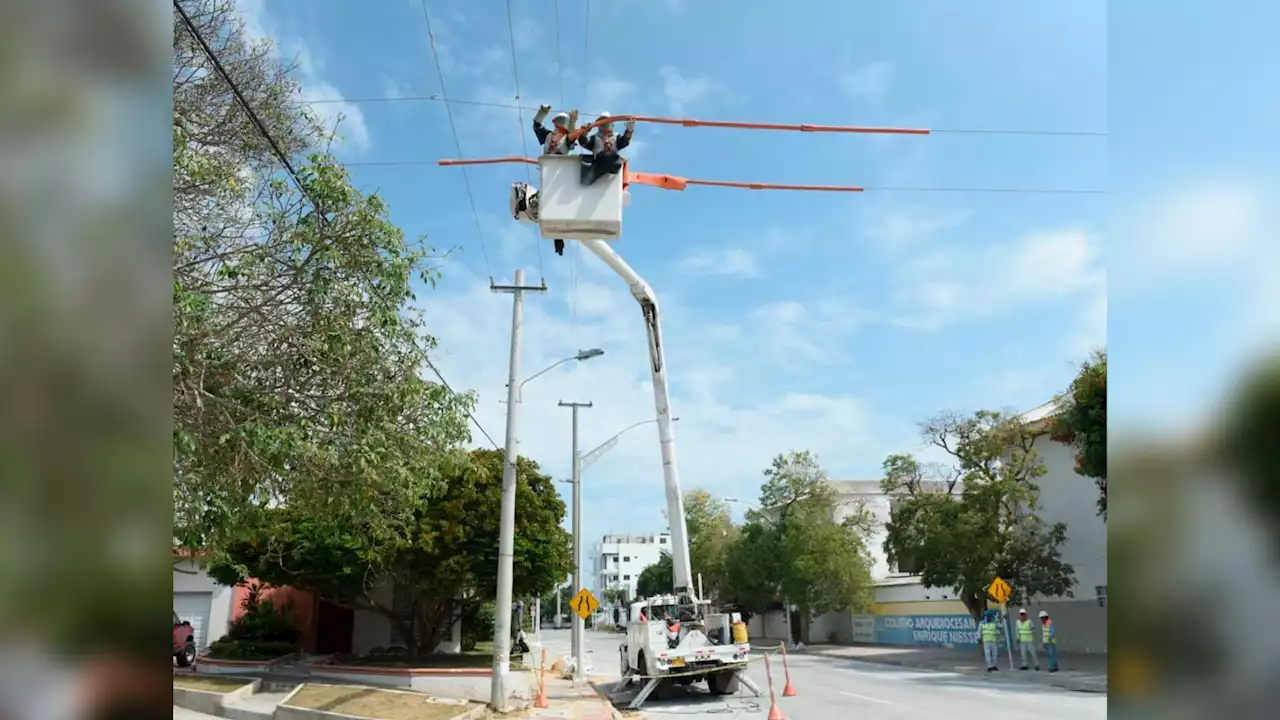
[578,240,763,710]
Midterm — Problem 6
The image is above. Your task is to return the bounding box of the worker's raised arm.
[616,119,636,150]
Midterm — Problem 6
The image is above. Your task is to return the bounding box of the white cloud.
[891,228,1104,329]
[236,0,371,154]
[1117,178,1264,285]
[419,257,888,541]
[839,61,893,101]
[748,298,863,367]
[587,77,639,115]
[865,207,970,254]
[658,66,720,115]
[676,248,762,279]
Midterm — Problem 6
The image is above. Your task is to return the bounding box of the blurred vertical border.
[0,1,174,718]
[1110,1,1280,718]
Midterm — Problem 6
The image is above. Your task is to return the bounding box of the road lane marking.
[838,690,895,705]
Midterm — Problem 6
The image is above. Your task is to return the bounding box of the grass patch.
[340,641,527,670]
[286,684,475,720]
[172,676,254,692]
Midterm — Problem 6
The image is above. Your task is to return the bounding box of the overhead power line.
[418,0,495,283]
[174,0,324,214]
[294,93,1106,138]
[503,0,546,280]
[423,355,501,451]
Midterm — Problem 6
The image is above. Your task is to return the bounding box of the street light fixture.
[491,347,603,710]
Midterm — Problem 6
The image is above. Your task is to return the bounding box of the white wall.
[1032,435,1107,603]
[172,559,236,645]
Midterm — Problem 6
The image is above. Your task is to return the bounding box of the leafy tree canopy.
[881,411,1076,621]
[1051,348,1107,518]
[172,0,474,563]
[208,450,571,656]
[724,451,875,634]
[636,552,674,599]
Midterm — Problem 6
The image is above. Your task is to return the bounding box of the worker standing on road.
[979,610,1003,672]
[1015,609,1040,670]
[1039,610,1059,672]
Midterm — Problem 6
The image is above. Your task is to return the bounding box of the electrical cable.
[418,0,495,284]
[297,94,1106,138]
[503,0,546,281]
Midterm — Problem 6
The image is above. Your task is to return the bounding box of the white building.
[592,532,670,602]
[1018,399,1108,652]
[797,400,1107,653]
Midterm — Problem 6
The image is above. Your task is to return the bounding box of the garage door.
[173,592,213,651]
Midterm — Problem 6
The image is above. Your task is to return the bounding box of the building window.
[623,556,630,562]
[660,537,667,543]
[623,575,631,581]
[1095,585,1107,607]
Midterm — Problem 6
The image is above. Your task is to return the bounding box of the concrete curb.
[588,680,625,720]
[173,678,262,715]
[276,683,485,720]
[804,649,1107,694]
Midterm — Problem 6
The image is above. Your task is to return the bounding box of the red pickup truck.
[173,611,196,667]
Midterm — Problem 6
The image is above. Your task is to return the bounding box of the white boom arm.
[579,239,695,598]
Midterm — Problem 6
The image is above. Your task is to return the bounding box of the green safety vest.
[1016,619,1034,642]
[980,621,1001,642]
[1041,620,1057,644]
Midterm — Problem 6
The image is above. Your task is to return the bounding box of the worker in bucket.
[532,104,579,155]
[979,609,1004,672]
[577,112,636,185]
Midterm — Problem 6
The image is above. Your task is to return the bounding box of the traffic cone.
[779,642,797,697]
[534,648,550,708]
[764,654,785,720]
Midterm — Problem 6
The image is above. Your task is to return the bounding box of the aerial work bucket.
[536,154,624,241]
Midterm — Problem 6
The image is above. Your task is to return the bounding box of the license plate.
[670,658,686,668]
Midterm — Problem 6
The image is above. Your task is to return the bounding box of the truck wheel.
[708,670,740,695]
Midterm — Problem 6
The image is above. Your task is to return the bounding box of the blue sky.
[236,0,1280,586]
[238,0,1109,563]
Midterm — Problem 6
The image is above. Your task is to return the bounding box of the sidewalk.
[521,674,619,720]
[803,643,1107,693]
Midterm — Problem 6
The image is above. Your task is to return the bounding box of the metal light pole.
[559,400,592,683]
[486,265,600,709]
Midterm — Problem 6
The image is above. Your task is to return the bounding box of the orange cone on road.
[780,642,797,697]
[534,648,550,708]
[764,654,785,720]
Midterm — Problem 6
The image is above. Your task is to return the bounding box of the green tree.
[725,451,875,641]
[636,553,674,598]
[881,411,1076,623]
[683,489,739,602]
[171,0,474,563]
[208,450,571,656]
[1051,349,1108,519]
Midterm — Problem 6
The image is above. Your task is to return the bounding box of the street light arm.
[519,357,572,391]
[579,416,679,471]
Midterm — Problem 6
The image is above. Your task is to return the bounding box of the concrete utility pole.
[559,400,592,684]
[489,268,546,712]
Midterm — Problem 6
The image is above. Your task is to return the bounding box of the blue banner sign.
[875,614,979,647]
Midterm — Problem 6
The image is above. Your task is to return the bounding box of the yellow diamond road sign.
[989,576,1012,605]
[572,588,599,620]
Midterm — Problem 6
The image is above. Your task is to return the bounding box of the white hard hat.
[1038,610,1049,618]
[1018,608,1027,614]
[597,111,612,119]
[552,111,569,125]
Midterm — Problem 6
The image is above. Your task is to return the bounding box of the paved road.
[553,628,1105,719]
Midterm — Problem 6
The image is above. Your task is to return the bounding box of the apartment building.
[592,532,670,602]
